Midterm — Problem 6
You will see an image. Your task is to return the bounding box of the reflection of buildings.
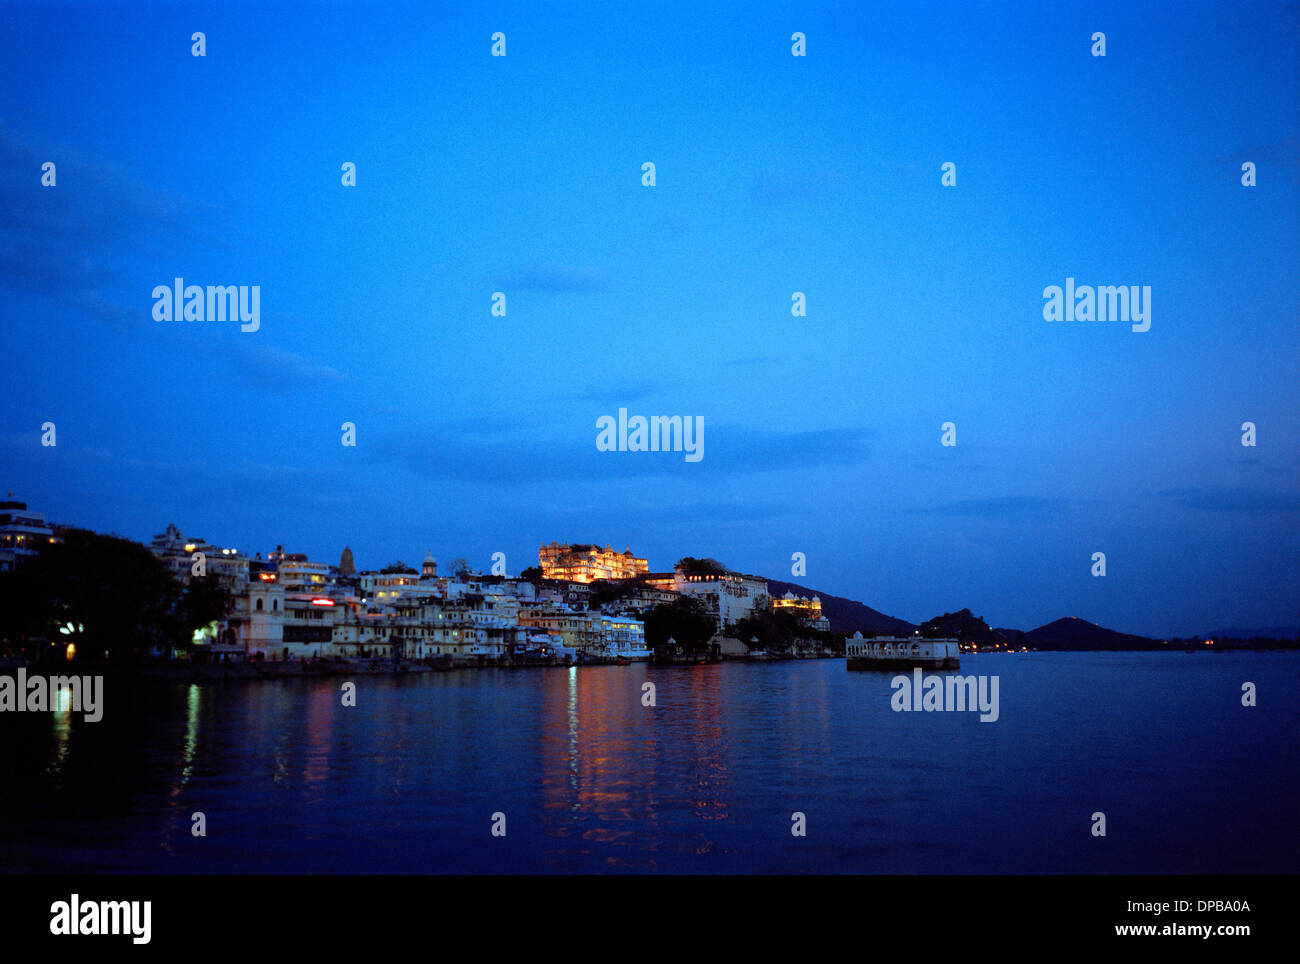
[302,684,335,789]
[536,666,658,862]
[539,542,648,583]
[536,664,730,866]
[162,683,203,857]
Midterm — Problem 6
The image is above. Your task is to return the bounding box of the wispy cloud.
[1153,486,1300,513]
[907,495,1079,517]
[368,422,874,486]
[0,128,207,328]
[204,337,347,392]
[550,379,672,404]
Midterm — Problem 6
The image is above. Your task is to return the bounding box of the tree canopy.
[0,528,231,661]
[675,556,727,574]
[642,596,716,652]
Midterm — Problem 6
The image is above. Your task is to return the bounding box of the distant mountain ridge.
[1019,616,1161,651]
[758,578,1294,650]
[763,579,915,635]
[1210,626,1299,641]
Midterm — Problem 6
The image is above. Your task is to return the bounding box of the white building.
[673,568,768,633]
[229,579,284,659]
[150,522,249,591]
[0,498,55,572]
[602,614,650,660]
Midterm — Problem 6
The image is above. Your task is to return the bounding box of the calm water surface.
[2,652,1297,873]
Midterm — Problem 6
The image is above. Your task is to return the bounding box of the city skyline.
[1,0,1297,638]
[3,492,1293,642]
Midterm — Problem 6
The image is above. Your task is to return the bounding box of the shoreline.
[0,652,845,683]
[2,647,1293,686]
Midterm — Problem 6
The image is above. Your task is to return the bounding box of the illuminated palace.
[771,592,831,632]
[538,542,649,583]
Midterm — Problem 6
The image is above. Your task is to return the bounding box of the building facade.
[673,568,769,633]
[538,542,649,583]
[0,498,56,572]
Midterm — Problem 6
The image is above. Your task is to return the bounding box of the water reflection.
[536,665,733,866]
[162,683,203,856]
[47,685,74,779]
[2,655,1294,874]
[303,684,334,792]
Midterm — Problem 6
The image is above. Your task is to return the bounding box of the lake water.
[2,652,1296,873]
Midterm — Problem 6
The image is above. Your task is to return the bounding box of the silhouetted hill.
[920,608,1015,648]
[1024,616,1160,651]
[995,628,1029,647]
[764,579,915,635]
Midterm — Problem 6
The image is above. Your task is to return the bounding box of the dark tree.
[0,528,229,662]
[675,556,727,574]
[179,574,235,639]
[732,607,804,651]
[642,596,716,653]
[586,578,634,610]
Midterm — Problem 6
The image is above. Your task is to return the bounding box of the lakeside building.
[0,497,57,573]
[539,542,649,583]
[598,579,679,615]
[639,572,679,593]
[513,604,651,660]
[602,614,650,660]
[282,591,347,655]
[524,631,576,662]
[534,579,592,609]
[517,603,606,655]
[229,578,284,659]
[150,523,252,651]
[359,569,425,601]
[268,547,331,593]
[218,550,645,662]
[149,523,250,592]
[771,592,832,632]
[671,565,769,633]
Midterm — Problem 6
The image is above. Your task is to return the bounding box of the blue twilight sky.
[1,0,1297,637]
